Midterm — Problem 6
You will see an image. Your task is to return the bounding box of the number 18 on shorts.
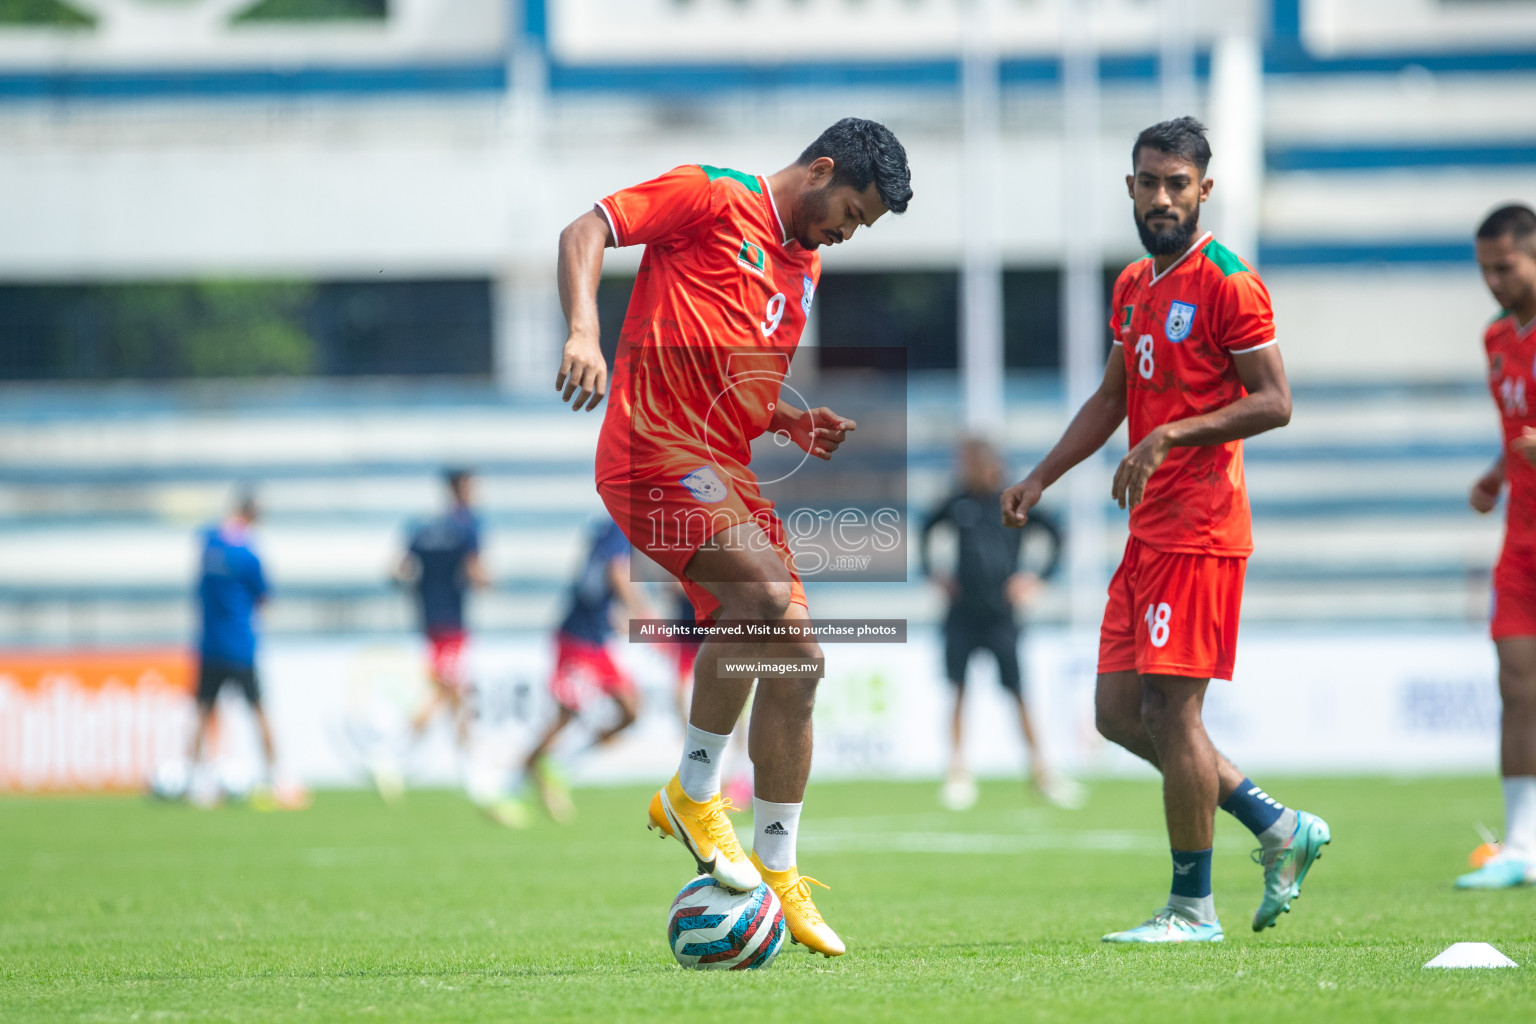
[1143,601,1172,648]
[1099,538,1247,681]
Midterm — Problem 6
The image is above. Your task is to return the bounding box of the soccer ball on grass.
[667,876,785,970]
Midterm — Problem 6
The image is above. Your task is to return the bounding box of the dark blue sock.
[1221,777,1285,837]
[1170,848,1213,899]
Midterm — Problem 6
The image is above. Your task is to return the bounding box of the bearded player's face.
[1476,234,1536,312]
[795,164,887,250]
[1127,148,1211,256]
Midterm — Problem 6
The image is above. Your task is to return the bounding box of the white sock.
[753,798,802,872]
[677,724,730,802]
[1167,894,1217,925]
[1502,776,1536,859]
[1258,806,1300,854]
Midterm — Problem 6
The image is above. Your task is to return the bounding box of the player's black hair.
[1477,204,1536,249]
[444,467,473,491]
[798,117,913,215]
[1132,116,1212,175]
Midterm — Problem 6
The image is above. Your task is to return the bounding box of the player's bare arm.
[464,551,492,590]
[1471,456,1507,513]
[1113,344,1292,510]
[770,400,857,460]
[1002,354,1128,527]
[556,208,615,412]
[606,558,651,621]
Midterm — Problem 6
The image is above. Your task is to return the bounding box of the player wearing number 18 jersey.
[1101,225,1268,681]
[1003,118,1330,943]
[555,118,913,956]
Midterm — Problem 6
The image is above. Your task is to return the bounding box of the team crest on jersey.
[1164,301,1197,343]
[679,465,729,504]
[737,239,768,277]
[801,274,815,315]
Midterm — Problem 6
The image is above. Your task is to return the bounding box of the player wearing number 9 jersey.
[1002,117,1329,944]
[554,118,913,957]
[591,162,819,623]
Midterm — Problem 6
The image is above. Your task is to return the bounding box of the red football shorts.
[1492,547,1536,640]
[598,463,807,624]
[426,628,468,690]
[1098,537,1247,680]
[549,632,635,711]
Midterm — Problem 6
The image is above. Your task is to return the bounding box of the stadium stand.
[0,374,1503,643]
[0,0,1524,642]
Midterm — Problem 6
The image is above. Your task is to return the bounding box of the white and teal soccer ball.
[147,760,189,801]
[667,876,785,970]
[217,762,256,803]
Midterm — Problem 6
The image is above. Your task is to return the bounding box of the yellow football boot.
[749,852,845,957]
[647,774,761,892]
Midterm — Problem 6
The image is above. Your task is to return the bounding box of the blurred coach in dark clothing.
[921,438,1081,810]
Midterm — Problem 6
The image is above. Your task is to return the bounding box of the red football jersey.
[594,165,820,486]
[1485,312,1536,555]
[1109,232,1277,557]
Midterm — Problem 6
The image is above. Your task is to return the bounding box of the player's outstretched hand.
[1113,427,1171,510]
[931,571,959,600]
[1514,427,1536,468]
[1001,477,1043,528]
[1470,464,1505,513]
[787,407,856,460]
[1006,571,1042,606]
[556,333,607,412]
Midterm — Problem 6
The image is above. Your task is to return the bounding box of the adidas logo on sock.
[763,821,789,836]
[687,748,711,763]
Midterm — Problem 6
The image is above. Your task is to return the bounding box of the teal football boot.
[1456,854,1531,890]
[1103,908,1224,944]
[1253,810,1331,931]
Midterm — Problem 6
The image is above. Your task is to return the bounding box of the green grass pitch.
[3,777,1533,1022]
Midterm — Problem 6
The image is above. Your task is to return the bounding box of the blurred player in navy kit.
[186,490,298,808]
[921,438,1081,810]
[398,469,490,758]
[516,516,651,823]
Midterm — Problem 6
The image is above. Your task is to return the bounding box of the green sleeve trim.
[1203,239,1250,277]
[698,165,762,194]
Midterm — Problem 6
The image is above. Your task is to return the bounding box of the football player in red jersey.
[1003,118,1330,942]
[1458,204,1536,889]
[555,118,913,956]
